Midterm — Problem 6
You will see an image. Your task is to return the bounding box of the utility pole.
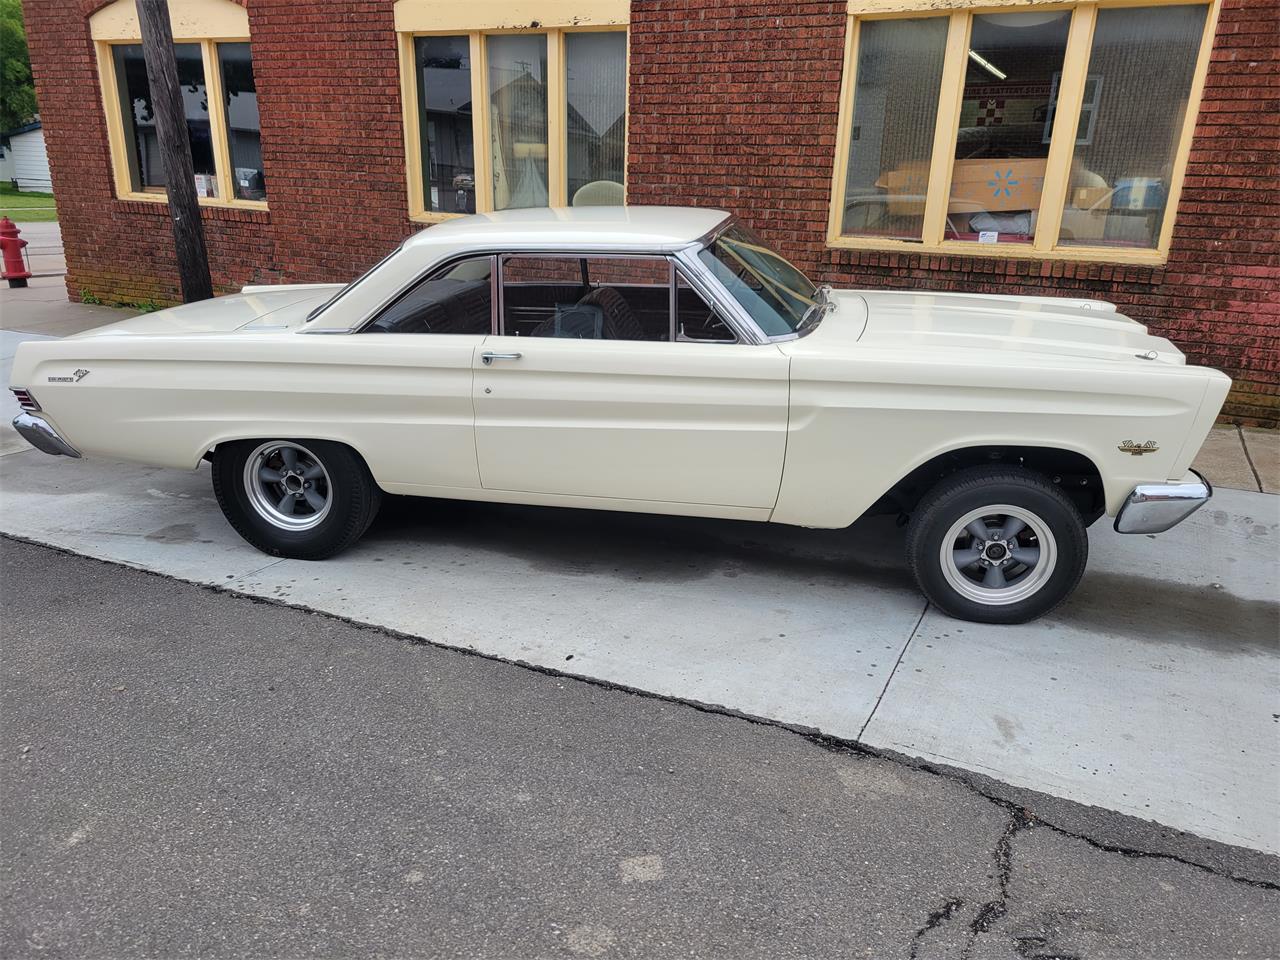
[136,0,213,302]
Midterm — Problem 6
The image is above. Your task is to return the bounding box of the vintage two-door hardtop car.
[10,206,1227,623]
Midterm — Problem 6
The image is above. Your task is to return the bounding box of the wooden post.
[136,0,213,302]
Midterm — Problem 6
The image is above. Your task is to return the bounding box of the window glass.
[946,11,1071,244]
[500,255,670,340]
[697,224,818,337]
[217,42,264,201]
[364,257,493,335]
[676,271,735,343]
[112,43,217,196]
[1058,5,1208,249]
[488,34,549,210]
[565,31,627,206]
[415,35,475,214]
[840,17,948,240]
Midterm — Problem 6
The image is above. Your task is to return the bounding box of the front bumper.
[1114,469,1211,534]
[12,412,81,458]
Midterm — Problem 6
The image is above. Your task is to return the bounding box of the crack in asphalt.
[961,808,1032,959]
[908,895,965,959]
[4,531,1278,899]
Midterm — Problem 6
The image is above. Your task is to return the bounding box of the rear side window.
[363,256,493,335]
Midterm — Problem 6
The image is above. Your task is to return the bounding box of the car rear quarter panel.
[10,334,482,489]
[773,350,1220,528]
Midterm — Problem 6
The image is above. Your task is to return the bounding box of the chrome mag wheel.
[242,441,333,532]
[939,504,1058,606]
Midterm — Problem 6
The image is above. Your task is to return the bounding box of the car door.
[472,254,789,508]
[342,255,494,490]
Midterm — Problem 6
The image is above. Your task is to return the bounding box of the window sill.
[115,194,269,223]
[409,210,467,225]
[825,235,1169,268]
[118,191,268,212]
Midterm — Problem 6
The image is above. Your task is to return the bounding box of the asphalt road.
[2,538,1277,959]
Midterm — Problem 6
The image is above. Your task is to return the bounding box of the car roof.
[402,205,732,251]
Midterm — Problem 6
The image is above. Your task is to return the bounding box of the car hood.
[836,289,1185,365]
[68,284,345,339]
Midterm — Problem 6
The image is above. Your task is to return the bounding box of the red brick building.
[22,0,1279,423]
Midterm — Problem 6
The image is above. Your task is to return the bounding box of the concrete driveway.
[1,436,1276,856]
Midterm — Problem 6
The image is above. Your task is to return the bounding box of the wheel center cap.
[284,473,303,493]
[985,542,1008,561]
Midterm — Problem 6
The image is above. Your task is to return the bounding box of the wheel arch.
[199,433,379,479]
[872,443,1107,524]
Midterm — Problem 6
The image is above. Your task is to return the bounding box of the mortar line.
[1236,424,1264,493]
[856,600,928,742]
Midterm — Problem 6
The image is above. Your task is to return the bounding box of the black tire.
[211,438,382,560]
[906,466,1088,624]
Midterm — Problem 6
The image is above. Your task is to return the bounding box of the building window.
[90,0,266,209]
[399,20,628,221]
[828,1,1219,264]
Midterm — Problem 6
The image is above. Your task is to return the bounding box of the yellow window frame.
[91,0,267,211]
[398,23,630,223]
[827,0,1222,265]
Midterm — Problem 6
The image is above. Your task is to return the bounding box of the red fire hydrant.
[1,217,33,288]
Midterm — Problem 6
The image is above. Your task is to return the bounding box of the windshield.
[697,224,820,336]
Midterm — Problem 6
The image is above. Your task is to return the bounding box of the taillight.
[11,388,39,412]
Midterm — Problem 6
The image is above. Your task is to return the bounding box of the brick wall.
[23,0,1279,424]
[628,0,1280,425]
[26,0,414,308]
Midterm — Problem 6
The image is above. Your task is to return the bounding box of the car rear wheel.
[211,439,381,559]
[906,466,1088,624]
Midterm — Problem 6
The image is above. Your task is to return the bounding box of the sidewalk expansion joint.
[4,529,1278,893]
[1237,424,1265,493]
[857,600,927,742]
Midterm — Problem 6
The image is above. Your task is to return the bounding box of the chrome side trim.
[12,412,81,458]
[1114,469,1212,534]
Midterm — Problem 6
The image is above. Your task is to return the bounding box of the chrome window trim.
[694,218,823,343]
[671,246,768,345]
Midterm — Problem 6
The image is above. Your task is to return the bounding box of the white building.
[1,122,53,193]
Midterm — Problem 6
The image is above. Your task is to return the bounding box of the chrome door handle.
[481,351,522,365]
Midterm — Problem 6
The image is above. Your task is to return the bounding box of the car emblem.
[47,368,89,383]
[1118,440,1159,456]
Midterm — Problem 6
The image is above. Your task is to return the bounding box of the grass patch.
[0,183,57,221]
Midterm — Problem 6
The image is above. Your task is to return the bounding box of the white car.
[10,207,1227,623]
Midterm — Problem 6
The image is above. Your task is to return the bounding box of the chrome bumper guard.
[1114,469,1211,534]
[12,412,81,458]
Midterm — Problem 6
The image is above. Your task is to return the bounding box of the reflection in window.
[566,31,627,205]
[1059,5,1208,249]
[946,11,1071,244]
[366,257,493,335]
[217,42,265,201]
[415,35,475,214]
[840,17,947,240]
[112,43,217,196]
[488,34,549,210]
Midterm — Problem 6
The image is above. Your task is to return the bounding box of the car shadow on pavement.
[366,493,918,596]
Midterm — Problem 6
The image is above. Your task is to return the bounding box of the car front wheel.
[906,466,1088,624]
[211,439,382,560]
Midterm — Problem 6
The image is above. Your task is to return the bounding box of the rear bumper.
[1114,469,1211,534]
[12,412,81,458]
